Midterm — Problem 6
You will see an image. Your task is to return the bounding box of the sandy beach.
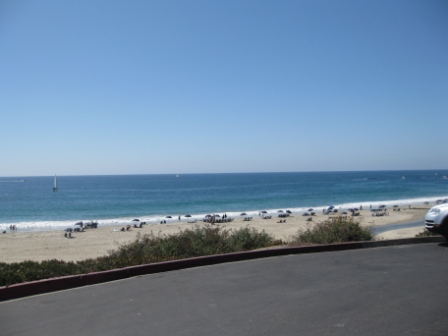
[0,205,432,263]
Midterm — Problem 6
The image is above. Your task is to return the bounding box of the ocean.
[1,170,447,232]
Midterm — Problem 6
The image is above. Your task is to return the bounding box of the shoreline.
[2,195,445,233]
[0,204,433,263]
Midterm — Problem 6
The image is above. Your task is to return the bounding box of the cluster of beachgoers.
[0,200,438,264]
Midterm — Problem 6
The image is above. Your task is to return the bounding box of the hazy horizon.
[1,168,447,179]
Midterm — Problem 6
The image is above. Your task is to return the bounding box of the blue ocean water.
[0,170,447,232]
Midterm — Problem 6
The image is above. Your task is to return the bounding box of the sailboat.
[53,175,58,192]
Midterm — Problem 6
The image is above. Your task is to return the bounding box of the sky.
[1,0,447,177]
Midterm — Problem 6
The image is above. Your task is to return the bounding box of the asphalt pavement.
[372,219,425,234]
[1,242,448,336]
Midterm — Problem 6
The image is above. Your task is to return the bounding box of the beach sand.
[0,205,432,263]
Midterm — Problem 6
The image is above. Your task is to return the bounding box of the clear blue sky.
[1,0,447,176]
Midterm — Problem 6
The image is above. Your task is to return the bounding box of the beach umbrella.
[240,213,247,216]
[393,205,399,208]
[277,210,284,213]
[214,214,221,217]
[205,214,212,217]
[132,219,140,221]
[261,211,267,213]
[74,222,83,226]
[165,216,172,218]
[185,214,192,217]
[64,228,73,232]
[302,212,310,216]
[286,210,292,214]
[308,208,313,211]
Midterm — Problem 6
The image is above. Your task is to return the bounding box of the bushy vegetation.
[0,219,376,287]
[415,230,441,238]
[0,225,280,287]
[290,216,373,245]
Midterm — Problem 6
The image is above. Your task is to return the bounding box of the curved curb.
[0,236,444,302]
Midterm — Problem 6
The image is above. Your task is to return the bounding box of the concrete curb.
[0,236,444,302]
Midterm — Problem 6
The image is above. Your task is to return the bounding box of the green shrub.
[0,221,377,288]
[415,230,441,238]
[290,216,373,245]
[0,225,279,287]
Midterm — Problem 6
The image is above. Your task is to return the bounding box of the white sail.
[53,175,58,192]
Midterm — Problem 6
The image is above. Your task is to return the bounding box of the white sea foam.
[2,195,446,233]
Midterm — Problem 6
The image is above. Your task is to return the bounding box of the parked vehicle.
[424,203,448,239]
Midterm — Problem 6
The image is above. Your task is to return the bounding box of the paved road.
[372,219,425,234]
[2,242,448,336]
